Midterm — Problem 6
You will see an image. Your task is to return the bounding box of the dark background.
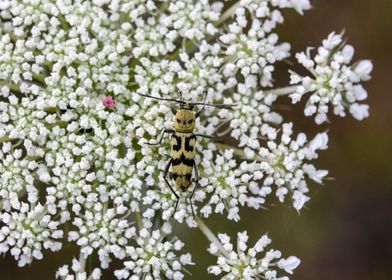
[1,0,391,279]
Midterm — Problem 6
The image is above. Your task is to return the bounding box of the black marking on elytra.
[184,135,196,152]
[171,134,182,151]
[172,154,194,167]
[137,92,237,219]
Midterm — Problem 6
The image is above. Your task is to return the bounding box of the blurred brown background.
[1,0,391,279]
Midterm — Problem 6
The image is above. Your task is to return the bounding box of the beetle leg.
[195,107,205,118]
[146,129,175,145]
[189,162,199,218]
[194,133,223,144]
[195,91,208,118]
[171,105,177,115]
[163,159,180,217]
[194,133,215,139]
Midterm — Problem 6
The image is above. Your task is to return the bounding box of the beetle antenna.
[136,92,185,104]
[202,91,208,103]
[136,92,237,109]
[191,91,237,109]
[178,90,184,103]
[189,101,237,109]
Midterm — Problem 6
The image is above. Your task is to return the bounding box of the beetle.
[137,92,236,217]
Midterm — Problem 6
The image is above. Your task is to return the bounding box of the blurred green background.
[1,0,391,279]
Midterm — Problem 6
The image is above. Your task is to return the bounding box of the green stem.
[26,156,43,161]
[103,202,108,213]
[79,250,87,274]
[215,119,231,133]
[159,1,169,13]
[32,73,46,85]
[3,83,22,93]
[0,137,15,143]
[215,1,241,26]
[265,86,299,96]
[58,15,70,31]
[196,216,231,259]
[216,126,231,137]
[136,211,144,230]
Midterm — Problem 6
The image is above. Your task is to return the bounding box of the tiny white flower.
[350,103,370,121]
[278,256,301,274]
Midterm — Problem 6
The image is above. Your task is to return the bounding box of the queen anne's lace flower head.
[208,231,301,280]
[68,208,136,268]
[114,228,194,280]
[255,123,329,210]
[56,258,102,280]
[0,0,371,278]
[0,203,63,267]
[290,32,373,124]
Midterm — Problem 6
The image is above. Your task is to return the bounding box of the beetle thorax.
[174,109,195,132]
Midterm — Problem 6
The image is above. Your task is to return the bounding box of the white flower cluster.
[0,144,36,211]
[197,122,328,222]
[255,123,329,210]
[199,149,264,221]
[290,32,373,124]
[115,228,193,280]
[0,0,371,279]
[0,203,63,267]
[220,0,296,88]
[208,231,300,279]
[56,258,102,280]
[68,208,136,268]
[229,90,283,149]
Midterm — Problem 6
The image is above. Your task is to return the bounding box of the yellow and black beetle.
[137,92,236,217]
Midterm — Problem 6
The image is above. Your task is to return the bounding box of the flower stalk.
[196,216,231,259]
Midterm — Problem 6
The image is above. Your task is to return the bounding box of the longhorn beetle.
[137,92,236,218]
